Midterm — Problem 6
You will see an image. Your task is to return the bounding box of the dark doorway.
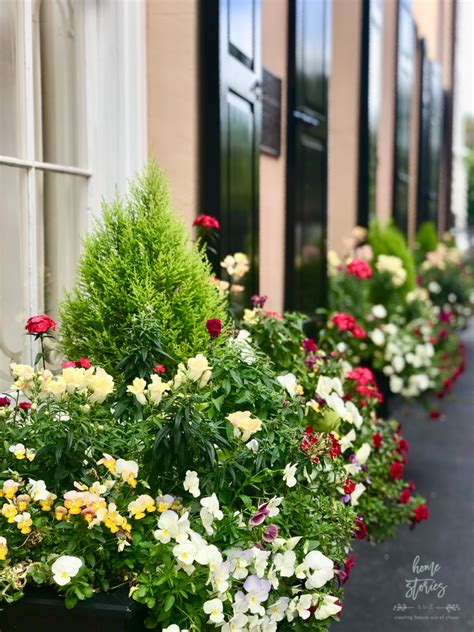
[285,0,331,312]
[200,0,262,294]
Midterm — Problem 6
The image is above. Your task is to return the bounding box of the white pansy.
[277,373,298,397]
[267,496,283,517]
[316,376,343,398]
[283,463,297,488]
[154,510,190,544]
[298,550,334,590]
[372,304,387,319]
[296,594,313,620]
[173,540,198,566]
[314,594,342,620]
[246,439,259,452]
[203,598,225,624]
[183,470,200,498]
[273,550,296,577]
[200,493,223,520]
[232,329,256,364]
[350,482,366,506]
[325,393,346,418]
[27,479,49,502]
[355,442,371,465]
[340,429,356,453]
[344,401,363,429]
[163,626,189,632]
[266,597,290,622]
[51,555,82,586]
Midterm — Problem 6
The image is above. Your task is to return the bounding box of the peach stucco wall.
[259,0,288,312]
[146,0,199,230]
[328,0,364,255]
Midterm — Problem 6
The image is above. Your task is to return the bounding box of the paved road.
[333,325,474,632]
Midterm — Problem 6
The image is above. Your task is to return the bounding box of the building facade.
[0,0,461,386]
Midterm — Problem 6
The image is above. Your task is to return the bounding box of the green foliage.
[60,162,227,375]
[367,220,416,295]
[415,222,438,264]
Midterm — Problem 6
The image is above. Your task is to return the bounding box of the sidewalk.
[333,325,474,631]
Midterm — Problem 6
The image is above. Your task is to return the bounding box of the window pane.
[0,167,29,390]
[34,0,86,167]
[0,0,24,157]
[38,172,87,318]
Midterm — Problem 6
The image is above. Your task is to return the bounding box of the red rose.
[331,313,356,331]
[19,402,32,410]
[193,214,221,230]
[372,432,383,449]
[78,357,92,369]
[399,488,411,504]
[301,338,317,353]
[25,314,56,334]
[346,258,372,280]
[389,461,404,480]
[414,504,429,522]
[0,397,10,407]
[343,478,356,495]
[429,409,441,420]
[206,318,223,339]
[153,363,166,374]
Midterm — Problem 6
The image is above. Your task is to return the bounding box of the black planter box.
[0,588,146,632]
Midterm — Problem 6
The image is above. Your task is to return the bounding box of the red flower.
[61,360,77,369]
[346,258,372,279]
[0,397,10,407]
[353,515,367,540]
[343,478,356,495]
[413,504,429,522]
[301,338,317,354]
[153,363,166,374]
[19,402,32,410]
[351,324,367,339]
[399,488,411,504]
[396,438,409,454]
[408,480,416,491]
[331,313,356,331]
[345,554,355,571]
[389,461,404,480]
[78,357,92,369]
[429,409,441,420]
[372,432,383,449]
[193,214,220,230]
[25,314,56,334]
[329,433,341,458]
[206,318,223,339]
[347,367,374,385]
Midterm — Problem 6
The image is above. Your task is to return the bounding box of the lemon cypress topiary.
[60,162,227,374]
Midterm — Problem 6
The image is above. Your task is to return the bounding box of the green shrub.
[368,220,416,295]
[60,162,227,374]
[415,221,438,263]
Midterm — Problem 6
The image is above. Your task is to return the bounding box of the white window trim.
[0,0,147,371]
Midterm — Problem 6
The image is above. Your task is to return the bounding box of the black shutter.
[392,0,416,235]
[285,0,331,312]
[200,0,262,293]
[358,0,383,226]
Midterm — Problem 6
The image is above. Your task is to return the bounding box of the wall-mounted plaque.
[261,67,282,157]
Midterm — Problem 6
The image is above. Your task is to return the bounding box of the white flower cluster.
[314,376,363,429]
[381,324,436,397]
[127,374,172,405]
[221,252,250,280]
[154,473,342,630]
[10,363,114,404]
[375,255,407,287]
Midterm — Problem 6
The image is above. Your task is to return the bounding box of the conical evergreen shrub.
[60,162,227,374]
